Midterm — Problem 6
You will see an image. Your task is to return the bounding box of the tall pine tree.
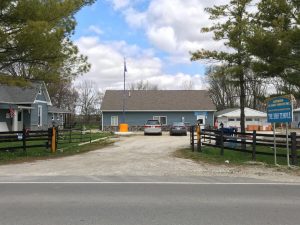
[191,0,253,133]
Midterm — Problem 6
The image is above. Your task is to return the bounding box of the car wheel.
[144,133,147,136]
[159,132,162,136]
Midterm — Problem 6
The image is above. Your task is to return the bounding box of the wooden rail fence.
[0,127,92,153]
[0,128,53,153]
[190,125,299,166]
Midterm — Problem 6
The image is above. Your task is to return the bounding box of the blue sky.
[73,0,224,90]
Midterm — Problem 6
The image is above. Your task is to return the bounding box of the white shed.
[215,107,270,130]
[292,107,300,128]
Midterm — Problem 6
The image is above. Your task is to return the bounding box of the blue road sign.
[267,96,293,123]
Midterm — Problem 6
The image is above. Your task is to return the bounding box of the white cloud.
[75,36,206,91]
[109,0,130,10]
[88,25,103,35]
[122,0,228,63]
[108,0,147,10]
[74,0,238,91]
[147,26,177,53]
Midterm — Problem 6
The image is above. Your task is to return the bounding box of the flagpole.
[122,57,126,123]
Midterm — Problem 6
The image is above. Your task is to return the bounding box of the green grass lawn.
[0,131,113,164]
[174,144,298,167]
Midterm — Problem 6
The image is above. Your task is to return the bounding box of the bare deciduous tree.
[181,80,194,90]
[128,80,159,90]
[206,66,267,111]
[77,80,103,122]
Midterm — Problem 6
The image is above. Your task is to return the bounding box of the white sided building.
[292,107,300,128]
[215,107,269,129]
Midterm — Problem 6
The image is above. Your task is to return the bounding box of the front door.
[197,115,206,129]
[17,110,23,130]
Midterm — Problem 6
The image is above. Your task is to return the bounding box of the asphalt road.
[1,177,300,225]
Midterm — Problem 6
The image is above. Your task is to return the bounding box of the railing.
[57,128,92,145]
[190,125,299,166]
[0,129,52,152]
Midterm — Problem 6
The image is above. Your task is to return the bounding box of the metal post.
[273,123,277,165]
[197,125,201,152]
[252,130,256,161]
[122,57,126,123]
[286,122,290,167]
[22,127,26,153]
[220,130,224,156]
[191,126,195,152]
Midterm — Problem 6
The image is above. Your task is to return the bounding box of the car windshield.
[146,120,160,125]
[173,122,185,126]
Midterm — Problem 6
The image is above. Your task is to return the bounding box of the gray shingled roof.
[0,82,41,104]
[101,90,216,111]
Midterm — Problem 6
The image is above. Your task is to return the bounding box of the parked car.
[169,122,187,136]
[144,120,162,135]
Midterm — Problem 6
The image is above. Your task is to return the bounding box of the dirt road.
[0,134,299,182]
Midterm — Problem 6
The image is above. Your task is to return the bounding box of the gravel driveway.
[0,133,299,182]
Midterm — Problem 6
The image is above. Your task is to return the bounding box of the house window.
[153,116,167,125]
[57,114,60,120]
[228,118,235,122]
[294,116,298,122]
[254,118,260,122]
[60,114,64,122]
[111,116,118,126]
[38,105,42,127]
[38,88,42,95]
[246,118,253,121]
[236,118,241,121]
[51,113,54,120]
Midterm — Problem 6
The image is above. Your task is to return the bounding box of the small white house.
[215,107,270,130]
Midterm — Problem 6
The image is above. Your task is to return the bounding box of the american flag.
[9,106,15,118]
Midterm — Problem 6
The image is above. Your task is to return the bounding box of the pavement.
[0,178,300,225]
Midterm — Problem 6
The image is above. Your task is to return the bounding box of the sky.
[73,0,227,91]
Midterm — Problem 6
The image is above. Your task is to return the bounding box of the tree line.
[191,0,300,133]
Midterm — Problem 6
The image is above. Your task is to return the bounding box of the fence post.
[69,128,72,143]
[48,128,52,149]
[220,129,224,156]
[291,132,297,166]
[191,126,195,152]
[90,128,92,143]
[252,130,256,161]
[22,128,26,153]
[80,125,83,143]
[51,127,57,153]
[55,127,58,151]
[196,125,201,152]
